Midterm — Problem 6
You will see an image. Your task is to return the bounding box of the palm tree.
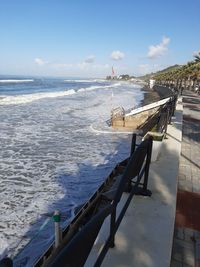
[152,55,200,92]
[194,52,200,62]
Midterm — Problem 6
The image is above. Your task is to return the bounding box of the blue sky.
[0,0,199,77]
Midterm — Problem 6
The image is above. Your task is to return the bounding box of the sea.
[0,76,144,266]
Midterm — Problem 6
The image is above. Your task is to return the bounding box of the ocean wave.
[78,85,102,92]
[0,79,34,83]
[77,83,121,93]
[0,89,76,105]
[0,82,122,105]
[89,124,134,134]
[64,79,106,83]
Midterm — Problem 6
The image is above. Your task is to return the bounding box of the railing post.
[125,133,137,193]
[167,102,172,124]
[141,137,153,196]
[53,210,62,248]
[0,258,13,267]
[109,208,116,248]
[172,96,177,116]
[130,133,136,157]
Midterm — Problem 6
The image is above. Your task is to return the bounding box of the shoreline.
[110,83,174,133]
[139,84,174,108]
[140,85,160,107]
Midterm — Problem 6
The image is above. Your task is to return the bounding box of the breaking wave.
[0,79,34,83]
[0,89,76,105]
[0,83,122,105]
[64,79,106,83]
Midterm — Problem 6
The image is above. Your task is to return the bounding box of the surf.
[0,82,122,105]
[0,89,76,105]
[0,79,34,83]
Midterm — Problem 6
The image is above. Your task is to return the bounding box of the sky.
[0,0,200,78]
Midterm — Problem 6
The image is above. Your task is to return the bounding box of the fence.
[0,91,178,267]
[39,134,153,267]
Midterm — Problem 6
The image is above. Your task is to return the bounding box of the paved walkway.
[86,99,183,267]
[171,90,200,267]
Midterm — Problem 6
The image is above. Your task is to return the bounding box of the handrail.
[48,136,152,267]
[125,97,171,117]
[1,91,178,267]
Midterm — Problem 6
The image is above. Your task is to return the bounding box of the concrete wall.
[111,85,173,130]
[124,107,159,129]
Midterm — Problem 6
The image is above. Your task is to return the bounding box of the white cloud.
[147,36,170,59]
[34,58,73,68]
[110,50,125,60]
[84,55,95,63]
[76,55,95,69]
[34,57,48,66]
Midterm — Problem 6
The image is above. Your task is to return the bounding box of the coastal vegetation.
[146,52,200,90]
[105,53,200,91]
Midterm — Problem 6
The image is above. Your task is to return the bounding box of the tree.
[153,59,200,91]
[194,52,200,63]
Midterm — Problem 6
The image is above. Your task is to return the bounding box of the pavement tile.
[175,239,194,250]
[179,173,187,181]
[192,186,200,194]
[183,252,195,267]
[183,229,195,242]
[178,181,193,191]
[171,91,200,267]
[175,228,185,240]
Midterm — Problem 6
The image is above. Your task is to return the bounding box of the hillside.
[139,65,181,81]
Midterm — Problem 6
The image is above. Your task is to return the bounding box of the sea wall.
[111,85,174,132]
[124,107,159,129]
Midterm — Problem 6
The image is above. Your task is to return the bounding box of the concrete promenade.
[86,98,183,267]
[170,91,200,267]
[86,90,200,267]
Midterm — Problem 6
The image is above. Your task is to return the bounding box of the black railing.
[48,204,113,267]
[47,135,153,267]
[0,92,178,267]
[156,93,178,135]
[0,258,13,267]
[0,135,158,267]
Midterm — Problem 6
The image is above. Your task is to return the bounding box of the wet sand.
[140,84,174,107]
[140,85,160,106]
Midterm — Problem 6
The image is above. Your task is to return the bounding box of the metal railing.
[156,93,178,134]
[111,106,125,119]
[45,135,153,267]
[0,92,178,267]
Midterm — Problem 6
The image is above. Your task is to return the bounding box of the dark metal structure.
[48,205,113,267]
[40,134,153,267]
[1,90,178,267]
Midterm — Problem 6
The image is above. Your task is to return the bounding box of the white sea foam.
[0,79,144,264]
[0,79,34,83]
[77,85,101,92]
[0,89,76,105]
[0,82,121,105]
[77,83,121,93]
[89,124,134,134]
[64,79,105,83]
